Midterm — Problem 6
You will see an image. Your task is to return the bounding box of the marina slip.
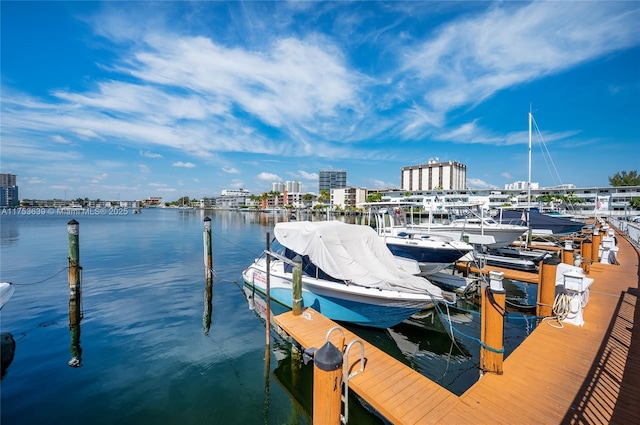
[4,208,635,424]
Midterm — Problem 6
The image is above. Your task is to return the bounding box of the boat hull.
[242,260,434,328]
[385,241,471,275]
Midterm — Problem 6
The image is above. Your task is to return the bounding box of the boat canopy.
[274,221,442,297]
[500,210,584,235]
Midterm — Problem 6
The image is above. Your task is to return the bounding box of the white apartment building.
[401,159,466,191]
[331,187,367,209]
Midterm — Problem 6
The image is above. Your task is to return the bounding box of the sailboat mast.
[528,108,532,208]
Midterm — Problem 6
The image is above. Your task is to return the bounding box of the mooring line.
[9,266,69,285]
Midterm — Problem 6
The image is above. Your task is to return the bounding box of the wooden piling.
[581,239,592,274]
[67,219,82,367]
[265,232,271,347]
[203,217,213,280]
[561,241,574,265]
[480,272,505,375]
[203,217,214,335]
[292,257,302,316]
[591,231,602,263]
[537,256,559,318]
[313,341,343,425]
[67,219,81,297]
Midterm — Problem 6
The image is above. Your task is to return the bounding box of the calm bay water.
[1,208,537,424]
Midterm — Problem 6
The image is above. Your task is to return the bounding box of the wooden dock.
[454,261,540,283]
[273,226,639,424]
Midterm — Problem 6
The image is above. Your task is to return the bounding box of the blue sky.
[1,1,639,202]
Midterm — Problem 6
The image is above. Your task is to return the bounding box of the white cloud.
[294,170,319,180]
[257,172,281,181]
[51,135,71,144]
[223,167,240,174]
[466,178,497,190]
[173,161,196,168]
[141,150,163,158]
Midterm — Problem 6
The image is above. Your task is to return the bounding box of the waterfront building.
[319,170,347,193]
[217,188,251,209]
[271,182,285,193]
[504,181,540,190]
[143,196,164,206]
[199,197,216,208]
[285,180,301,193]
[332,187,367,209]
[401,159,466,191]
[372,185,640,216]
[0,173,19,207]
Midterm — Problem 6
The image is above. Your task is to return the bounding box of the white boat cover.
[274,221,442,297]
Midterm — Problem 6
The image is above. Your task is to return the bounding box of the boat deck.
[274,226,639,424]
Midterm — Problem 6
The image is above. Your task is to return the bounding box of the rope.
[9,267,70,285]
[434,301,504,354]
[540,293,573,328]
[486,288,508,318]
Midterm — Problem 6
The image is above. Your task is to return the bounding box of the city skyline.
[1,2,639,201]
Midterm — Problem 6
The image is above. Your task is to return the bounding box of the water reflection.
[68,292,82,367]
[203,278,213,335]
[1,332,16,379]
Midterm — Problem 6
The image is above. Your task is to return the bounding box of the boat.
[499,208,585,235]
[379,204,528,249]
[1,282,14,309]
[373,207,474,275]
[241,220,443,328]
[470,251,542,272]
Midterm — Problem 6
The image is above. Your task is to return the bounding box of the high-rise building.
[401,160,466,191]
[285,180,301,193]
[271,182,285,193]
[319,170,347,193]
[0,173,19,207]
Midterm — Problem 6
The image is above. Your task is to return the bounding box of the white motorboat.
[1,282,14,309]
[373,207,474,275]
[242,221,443,328]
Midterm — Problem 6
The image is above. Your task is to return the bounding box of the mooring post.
[265,232,271,347]
[292,256,303,316]
[591,229,602,263]
[67,219,81,298]
[67,219,82,367]
[313,341,343,425]
[537,256,559,318]
[581,239,592,274]
[561,240,574,265]
[480,271,505,375]
[203,217,213,280]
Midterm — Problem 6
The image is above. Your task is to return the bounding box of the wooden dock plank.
[455,262,540,283]
[274,308,460,425]
[273,224,639,424]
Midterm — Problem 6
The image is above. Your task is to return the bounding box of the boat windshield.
[276,245,345,283]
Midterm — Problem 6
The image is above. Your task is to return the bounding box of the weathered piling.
[480,271,505,375]
[313,341,343,425]
[292,256,303,316]
[561,240,574,265]
[67,219,82,367]
[581,239,592,274]
[67,219,81,297]
[537,256,559,318]
[203,217,213,334]
[265,232,271,347]
[203,217,213,280]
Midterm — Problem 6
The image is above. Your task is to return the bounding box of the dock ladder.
[324,326,366,424]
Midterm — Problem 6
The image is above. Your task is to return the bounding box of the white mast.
[528,106,532,208]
